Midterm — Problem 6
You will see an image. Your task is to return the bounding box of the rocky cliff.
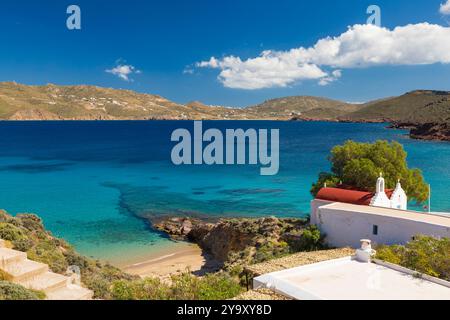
[409,122,450,142]
[389,122,450,142]
[153,217,325,268]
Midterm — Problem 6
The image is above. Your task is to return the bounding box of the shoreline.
[119,241,220,279]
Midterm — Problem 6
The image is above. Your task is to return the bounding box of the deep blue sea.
[0,121,449,264]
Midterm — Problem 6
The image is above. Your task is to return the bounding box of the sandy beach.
[121,242,220,278]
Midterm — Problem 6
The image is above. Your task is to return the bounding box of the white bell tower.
[391,180,407,210]
[370,173,391,208]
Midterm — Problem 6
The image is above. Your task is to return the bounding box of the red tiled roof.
[316,187,394,206]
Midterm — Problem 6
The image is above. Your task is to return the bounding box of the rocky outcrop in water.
[389,122,450,142]
[410,122,450,142]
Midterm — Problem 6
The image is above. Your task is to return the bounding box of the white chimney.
[355,239,376,263]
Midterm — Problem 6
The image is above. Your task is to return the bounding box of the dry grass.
[233,288,292,300]
[244,248,354,277]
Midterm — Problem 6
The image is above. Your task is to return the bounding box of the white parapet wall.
[253,256,450,300]
[310,201,450,248]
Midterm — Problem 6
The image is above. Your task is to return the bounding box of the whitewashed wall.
[310,201,450,248]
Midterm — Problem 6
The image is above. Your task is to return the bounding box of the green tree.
[311,140,428,203]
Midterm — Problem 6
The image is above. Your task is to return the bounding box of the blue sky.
[1,0,450,106]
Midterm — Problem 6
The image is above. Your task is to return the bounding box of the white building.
[311,176,450,248]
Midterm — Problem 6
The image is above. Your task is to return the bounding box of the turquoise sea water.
[0,121,448,264]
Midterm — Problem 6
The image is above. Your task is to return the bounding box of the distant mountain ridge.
[245,96,365,120]
[343,90,450,124]
[0,82,449,140]
[0,82,237,120]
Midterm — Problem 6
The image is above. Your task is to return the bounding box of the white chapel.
[370,173,407,210]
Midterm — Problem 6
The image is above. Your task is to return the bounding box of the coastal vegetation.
[111,272,242,300]
[310,140,429,203]
[0,210,136,299]
[0,281,46,300]
[376,236,450,281]
[1,210,323,300]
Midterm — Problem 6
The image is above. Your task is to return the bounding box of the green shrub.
[169,272,200,300]
[374,244,404,265]
[111,272,242,300]
[254,241,289,263]
[112,278,170,300]
[84,274,117,299]
[15,214,45,232]
[0,223,28,242]
[27,240,68,273]
[64,250,92,270]
[82,263,138,299]
[0,281,45,300]
[197,273,242,300]
[111,280,136,300]
[12,238,34,252]
[376,236,450,281]
[287,225,326,252]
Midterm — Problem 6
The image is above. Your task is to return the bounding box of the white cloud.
[440,1,450,15]
[196,23,450,89]
[183,67,195,75]
[318,70,342,86]
[106,64,141,81]
[196,54,327,89]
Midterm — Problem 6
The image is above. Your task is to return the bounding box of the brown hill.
[246,96,364,120]
[0,83,449,130]
[0,82,238,120]
[343,90,450,124]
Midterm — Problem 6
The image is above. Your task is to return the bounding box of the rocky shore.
[153,216,325,269]
[388,122,450,142]
[290,117,450,142]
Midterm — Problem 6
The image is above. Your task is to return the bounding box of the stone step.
[19,271,68,293]
[46,284,94,300]
[0,248,27,268]
[0,241,94,300]
[3,259,48,282]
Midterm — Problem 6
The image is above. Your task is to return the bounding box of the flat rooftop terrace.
[254,256,450,300]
